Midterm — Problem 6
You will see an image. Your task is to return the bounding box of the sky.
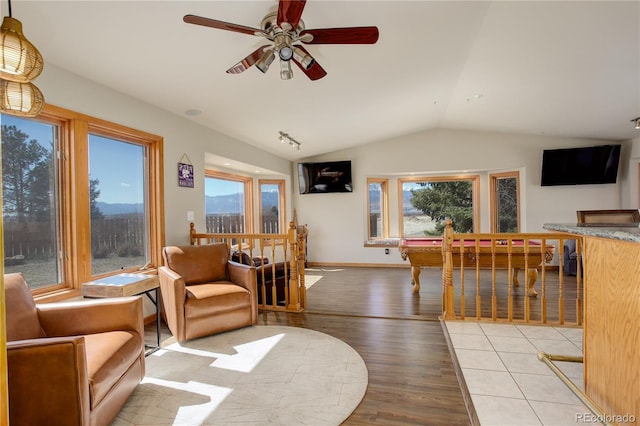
[2,114,144,204]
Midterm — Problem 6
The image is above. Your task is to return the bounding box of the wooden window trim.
[367,177,389,240]
[29,104,164,297]
[204,170,254,233]
[397,175,480,236]
[489,171,520,233]
[258,179,286,233]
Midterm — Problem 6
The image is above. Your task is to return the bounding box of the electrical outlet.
[186,211,194,221]
[384,248,390,255]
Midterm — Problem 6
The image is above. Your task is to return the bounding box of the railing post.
[287,221,300,310]
[297,224,307,308]
[442,219,456,319]
[189,222,196,245]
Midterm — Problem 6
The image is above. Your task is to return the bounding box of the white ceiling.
[8,1,640,162]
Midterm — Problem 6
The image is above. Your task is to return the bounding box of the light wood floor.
[147,266,580,425]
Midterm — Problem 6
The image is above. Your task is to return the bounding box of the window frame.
[490,171,520,233]
[366,177,389,240]
[258,179,286,233]
[6,104,165,300]
[204,169,254,233]
[397,174,480,236]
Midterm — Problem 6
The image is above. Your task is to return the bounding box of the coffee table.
[82,273,160,354]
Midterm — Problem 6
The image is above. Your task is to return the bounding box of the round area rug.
[113,325,368,425]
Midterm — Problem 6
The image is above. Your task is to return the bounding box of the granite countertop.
[543,223,640,243]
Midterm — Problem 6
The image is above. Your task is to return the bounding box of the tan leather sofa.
[5,272,145,426]
[159,243,258,342]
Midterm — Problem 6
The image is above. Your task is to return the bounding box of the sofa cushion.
[163,244,229,285]
[185,283,251,319]
[83,330,142,408]
[4,273,46,341]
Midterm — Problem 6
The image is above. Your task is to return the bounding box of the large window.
[204,170,253,233]
[259,179,285,233]
[2,117,61,288]
[490,171,520,233]
[1,105,164,295]
[89,134,147,275]
[367,178,389,240]
[398,175,479,236]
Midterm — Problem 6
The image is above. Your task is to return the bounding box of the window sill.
[364,238,400,247]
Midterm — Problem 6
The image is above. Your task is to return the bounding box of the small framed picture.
[178,162,194,188]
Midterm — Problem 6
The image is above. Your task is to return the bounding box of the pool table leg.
[411,265,421,293]
[513,267,538,297]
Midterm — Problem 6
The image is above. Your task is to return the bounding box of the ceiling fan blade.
[277,0,307,29]
[226,46,271,74]
[300,27,379,44]
[292,49,327,81]
[184,14,266,37]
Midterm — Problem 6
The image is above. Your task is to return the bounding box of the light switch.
[186,210,194,221]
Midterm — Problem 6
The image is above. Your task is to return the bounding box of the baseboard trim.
[306,262,408,268]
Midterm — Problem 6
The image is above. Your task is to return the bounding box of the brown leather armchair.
[5,273,145,426]
[159,243,258,342]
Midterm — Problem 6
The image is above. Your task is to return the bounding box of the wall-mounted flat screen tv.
[540,144,621,186]
[298,160,353,194]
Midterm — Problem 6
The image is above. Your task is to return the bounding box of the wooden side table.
[82,273,160,354]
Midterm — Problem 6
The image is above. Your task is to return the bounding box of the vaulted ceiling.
[9,1,640,161]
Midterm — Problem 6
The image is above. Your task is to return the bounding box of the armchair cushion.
[164,244,229,284]
[5,273,45,341]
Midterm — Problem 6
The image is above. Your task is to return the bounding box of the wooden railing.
[189,221,307,313]
[442,220,583,326]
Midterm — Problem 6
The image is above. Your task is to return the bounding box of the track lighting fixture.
[278,131,301,151]
[632,117,640,130]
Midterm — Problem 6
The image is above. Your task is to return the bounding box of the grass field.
[5,255,145,289]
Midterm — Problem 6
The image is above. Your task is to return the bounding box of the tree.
[497,178,518,232]
[1,125,51,222]
[410,181,474,234]
[90,178,103,220]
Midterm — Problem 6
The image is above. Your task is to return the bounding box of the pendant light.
[0,0,44,117]
[0,79,43,116]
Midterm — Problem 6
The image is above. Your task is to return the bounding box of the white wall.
[35,64,638,266]
[37,64,291,246]
[294,128,634,265]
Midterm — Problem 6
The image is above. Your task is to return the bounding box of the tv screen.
[298,161,353,194]
[540,144,621,186]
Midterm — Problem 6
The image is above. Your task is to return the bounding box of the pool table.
[398,237,555,295]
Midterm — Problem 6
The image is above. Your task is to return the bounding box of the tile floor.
[444,321,604,426]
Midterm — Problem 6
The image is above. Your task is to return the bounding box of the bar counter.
[544,222,639,425]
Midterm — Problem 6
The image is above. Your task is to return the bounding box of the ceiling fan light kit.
[183,0,379,81]
[0,0,44,117]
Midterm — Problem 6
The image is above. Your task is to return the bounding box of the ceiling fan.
[183,0,379,81]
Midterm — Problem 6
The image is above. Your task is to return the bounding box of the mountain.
[96,202,143,216]
[205,191,280,215]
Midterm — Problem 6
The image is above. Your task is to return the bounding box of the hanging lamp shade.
[0,16,44,82]
[0,78,44,117]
